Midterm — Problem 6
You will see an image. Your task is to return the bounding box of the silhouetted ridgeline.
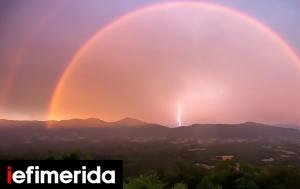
[0,118,299,141]
[0,118,299,167]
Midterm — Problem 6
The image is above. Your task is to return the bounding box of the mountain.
[49,118,107,128]
[0,119,299,140]
[173,122,300,140]
[0,118,299,161]
[109,117,149,127]
[0,119,44,127]
[48,117,159,128]
[275,123,299,130]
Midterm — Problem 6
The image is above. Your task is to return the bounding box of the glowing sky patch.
[177,102,182,127]
[48,2,300,126]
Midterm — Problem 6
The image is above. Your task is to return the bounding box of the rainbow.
[0,1,67,115]
[48,1,300,120]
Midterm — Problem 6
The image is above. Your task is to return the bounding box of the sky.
[0,0,299,126]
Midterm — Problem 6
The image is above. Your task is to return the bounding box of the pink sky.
[48,3,300,126]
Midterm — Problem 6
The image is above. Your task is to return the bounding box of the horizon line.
[0,117,298,127]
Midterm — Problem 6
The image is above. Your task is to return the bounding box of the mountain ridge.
[0,118,299,151]
[0,118,298,130]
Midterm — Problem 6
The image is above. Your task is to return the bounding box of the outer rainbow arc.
[0,1,68,116]
[48,1,300,122]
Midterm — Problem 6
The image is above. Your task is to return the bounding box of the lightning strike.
[177,102,182,127]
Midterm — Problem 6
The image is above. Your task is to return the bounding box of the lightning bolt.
[177,102,182,127]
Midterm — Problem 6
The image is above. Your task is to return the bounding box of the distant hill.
[48,118,107,128]
[275,123,299,130]
[0,118,299,162]
[108,117,150,127]
[174,122,300,140]
[0,118,299,141]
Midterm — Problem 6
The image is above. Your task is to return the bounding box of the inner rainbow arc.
[47,1,300,121]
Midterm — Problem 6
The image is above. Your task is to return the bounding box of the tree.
[42,150,90,160]
[235,177,259,189]
[162,161,207,188]
[124,174,165,189]
[172,183,188,189]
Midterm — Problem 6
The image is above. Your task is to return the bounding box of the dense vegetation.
[40,151,300,189]
[124,161,300,189]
